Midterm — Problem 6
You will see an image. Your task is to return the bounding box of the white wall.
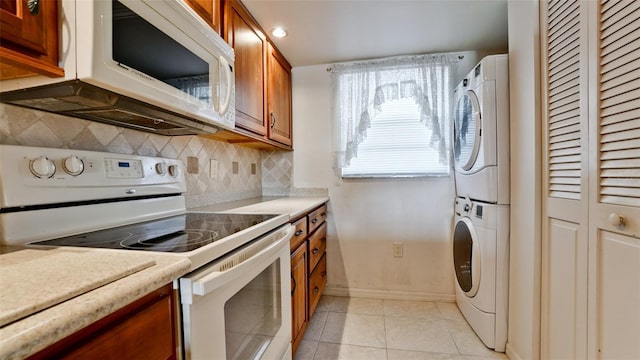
[506,1,542,359]
[292,64,456,300]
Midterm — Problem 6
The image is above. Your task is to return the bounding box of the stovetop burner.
[32,213,279,252]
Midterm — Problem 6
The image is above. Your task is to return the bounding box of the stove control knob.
[155,162,166,175]
[168,164,179,178]
[30,156,56,178]
[63,155,84,176]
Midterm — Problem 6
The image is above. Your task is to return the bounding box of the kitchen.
[1,1,639,360]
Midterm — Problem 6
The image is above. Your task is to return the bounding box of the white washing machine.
[453,196,509,352]
[453,55,510,204]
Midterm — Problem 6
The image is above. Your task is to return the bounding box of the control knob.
[155,162,166,175]
[168,164,179,178]
[29,156,56,178]
[63,155,84,176]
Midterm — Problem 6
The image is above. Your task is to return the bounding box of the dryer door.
[453,217,481,297]
[454,90,481,171]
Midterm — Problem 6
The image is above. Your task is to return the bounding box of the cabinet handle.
[312,248,319,254]
[27,0,40,15]
[311,218,318,224]
[313,287,320,294]
[291,274,296,295]
[295,230,304,236]
[321,271,327,277]
[270,112,276,129]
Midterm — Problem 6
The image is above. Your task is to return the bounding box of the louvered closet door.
[588,1,640,358]
[540,1,590,359]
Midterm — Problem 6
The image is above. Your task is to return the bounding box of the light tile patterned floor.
[294,296,509,360]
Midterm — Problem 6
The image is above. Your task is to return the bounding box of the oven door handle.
[191,225,294,296]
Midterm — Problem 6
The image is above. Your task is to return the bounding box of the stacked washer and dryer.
[451,54,510,352]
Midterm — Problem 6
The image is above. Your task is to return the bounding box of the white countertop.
[0,195,329,359]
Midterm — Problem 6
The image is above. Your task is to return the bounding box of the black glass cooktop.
[32,213,278,252]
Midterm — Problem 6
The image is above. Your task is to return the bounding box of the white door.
[540,1,590,358]
[541,1,640,359]
[587,1,640,358]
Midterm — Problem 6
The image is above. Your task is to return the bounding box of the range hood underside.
[0,80,220,136]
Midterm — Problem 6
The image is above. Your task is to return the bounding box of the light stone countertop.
[0,247,191,360]
[0,195,329,359]
[191,196,329,220]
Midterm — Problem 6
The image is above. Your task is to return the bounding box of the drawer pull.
[312,248,319,254]
[320,212,326,217]
[28,0,40,15]
[321,237,327,243]
[295,230,304,236]
[313,287,320,294]
[291,274,296,295]
[311,218,318,224]
[321,271,327,277]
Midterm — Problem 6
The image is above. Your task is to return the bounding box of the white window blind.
[330,54,458,178]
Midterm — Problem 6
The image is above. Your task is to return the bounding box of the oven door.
[180,224,294,360]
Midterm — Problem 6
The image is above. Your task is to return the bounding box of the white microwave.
[0,0,235,136]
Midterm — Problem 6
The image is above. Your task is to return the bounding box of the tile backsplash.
[0,104,263,208]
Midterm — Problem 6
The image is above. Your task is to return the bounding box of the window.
[331,54,459,178]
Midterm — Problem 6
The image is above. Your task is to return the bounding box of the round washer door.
[454,90,482,171]
[453,217,481,297]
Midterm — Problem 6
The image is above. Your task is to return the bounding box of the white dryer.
[453,55,510,204]
[453,196,509,352]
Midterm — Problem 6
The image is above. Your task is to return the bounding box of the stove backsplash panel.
[0,104,262,208]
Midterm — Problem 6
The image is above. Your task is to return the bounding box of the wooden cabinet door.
[267,42,292,146]
[224,1,267,135]
[185,0,221,33]
[1,0,48,53]
[0,0,62,78]
[28,284,177,360]
[291,241,308,355]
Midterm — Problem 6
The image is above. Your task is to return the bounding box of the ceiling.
[242,0,509,67]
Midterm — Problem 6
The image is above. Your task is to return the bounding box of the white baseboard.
[323,286,455,302]
[505,343,523,360]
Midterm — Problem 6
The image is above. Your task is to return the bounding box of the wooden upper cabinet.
[215,0,293,149]
[185,0,221,34]
[0,0,63,79]
[223,0,267,135]
[267,42,292,146]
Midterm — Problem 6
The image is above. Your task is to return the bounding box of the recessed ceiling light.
[271,27,287,38]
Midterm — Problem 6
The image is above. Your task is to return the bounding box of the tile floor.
[294,296,508,360]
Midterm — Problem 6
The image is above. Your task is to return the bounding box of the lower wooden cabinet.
[309,254,327,318]
[291,240,308,354]
[28,284,177,360]
[290,203,328,356]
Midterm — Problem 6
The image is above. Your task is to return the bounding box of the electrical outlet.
[209,159,218,179]
[393,242,403,258]
[187,157,198,174]
[232,161,239,174]
[251,163,257,175]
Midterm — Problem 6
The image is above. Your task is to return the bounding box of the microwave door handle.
[218,57,233,116]
[191,225,294,296]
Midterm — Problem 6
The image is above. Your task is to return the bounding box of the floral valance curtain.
[330,53,460,170]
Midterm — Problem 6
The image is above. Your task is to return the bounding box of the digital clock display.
[118,162,130,168]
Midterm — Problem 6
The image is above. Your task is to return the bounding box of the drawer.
[308,254,327,318]
[290,217,308,252]
[308,204,327,234]
[308,222,327,272]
